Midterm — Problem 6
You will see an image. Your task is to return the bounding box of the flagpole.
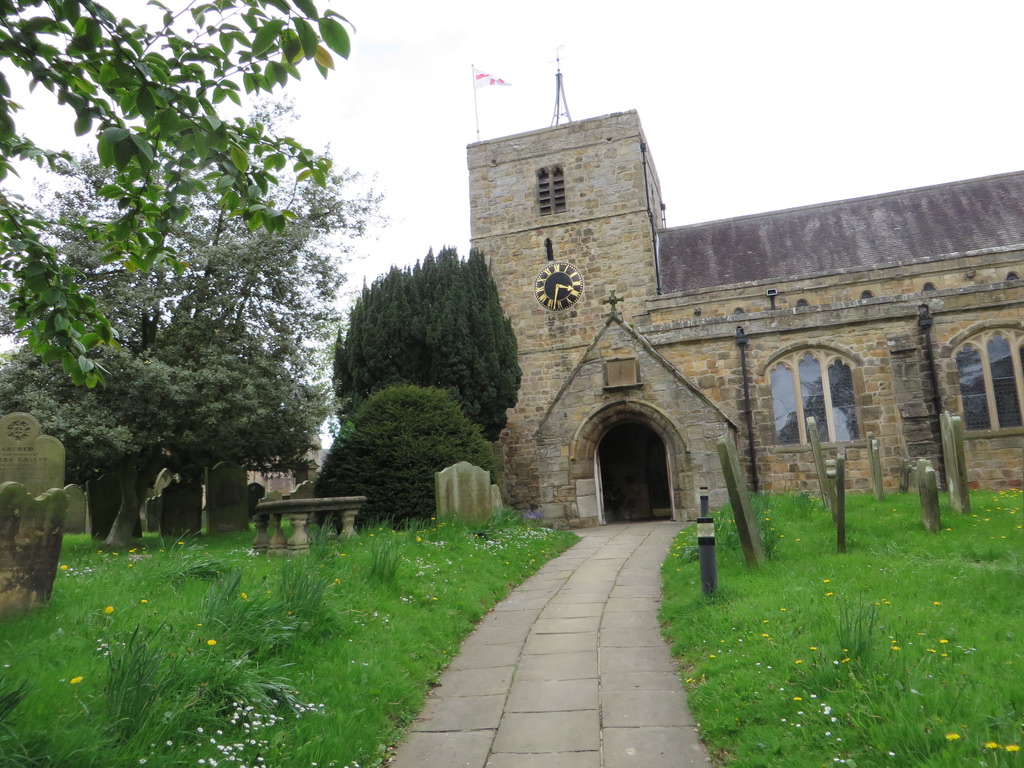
[472,65,481,141]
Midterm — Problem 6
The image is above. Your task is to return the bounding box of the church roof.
[657,170,1024,293]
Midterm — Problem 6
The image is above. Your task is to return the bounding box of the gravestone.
[143,468,173,533]
[715,433,765,567]
[435,461,494,524]
[161,478,202,537]
[918,459,941,532]
[86,472,138,541]
[824,459,839,524]
[867,432,884,501]
[0,482,68,617]
[835,450,847,553]
[0,412,64,495]
[806,417,832,512]
[204,462,249,534]
[949,414,971,515]
[63,484,87,535]
[289,480,316,500]
[899,458,917,492]
[247,482,266,516]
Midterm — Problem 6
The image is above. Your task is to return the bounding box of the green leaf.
[73,111,92,136]
[229,145,250,173]
[136,86,156,118]
[251,19,286,57]
[294,18,318,59]
[318,17,350,59]
[292,0,319,19]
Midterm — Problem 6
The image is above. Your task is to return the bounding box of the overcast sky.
[12,0,1024,302]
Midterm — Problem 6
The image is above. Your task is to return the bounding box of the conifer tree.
[334,247,520,440]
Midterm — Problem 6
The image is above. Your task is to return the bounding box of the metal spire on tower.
[551,46,571,126]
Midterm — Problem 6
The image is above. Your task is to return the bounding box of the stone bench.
[252,496,366,556]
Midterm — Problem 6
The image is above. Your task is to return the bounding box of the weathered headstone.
[247,482,266,516]
[806,417,832,513]
[86,472,138,541]
[0,412,64,495]
[918,459,941,532]
[824,458,839,524]
[949,414,971,515]
[63,484,87,535]
[435,462,494,524]
[289,480,316,500]
[899,457,917,492]
[144,468,173,533]
[867,432,884,501]
[204,461,249,533]
[161,478,202,537]
[0,482,68,617]
[715,433,765,567]
[835,450,847,553]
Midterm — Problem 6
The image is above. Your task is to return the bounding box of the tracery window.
[954,329,1024,431]
[538,167,566,215]
[770,351,859,444]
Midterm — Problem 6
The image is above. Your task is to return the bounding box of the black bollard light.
[697,487,718,595]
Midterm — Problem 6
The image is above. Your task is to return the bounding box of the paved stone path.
[389,521,712,767]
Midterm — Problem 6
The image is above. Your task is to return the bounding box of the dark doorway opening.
[597,423,672,523]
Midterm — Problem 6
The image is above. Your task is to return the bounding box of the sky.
[10,0,1024,302]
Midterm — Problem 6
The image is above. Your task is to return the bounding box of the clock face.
[534,261,584,311]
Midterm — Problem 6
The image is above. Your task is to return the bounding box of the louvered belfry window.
[538,167,566,215]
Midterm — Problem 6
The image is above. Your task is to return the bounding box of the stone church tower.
[469,111,733,525]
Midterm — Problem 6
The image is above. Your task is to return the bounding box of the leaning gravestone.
[86,472,128,541]
[0,413,68,617]
[0,412,64,495]
[806,417,833,513]
[247,482,266,516]
[948,414,971,515]
[716,433,766,567]
[435,462,494,524]
[63,484,87,535]
[204,461,249,534]
[143,468,173,533]
[289,480,316,500]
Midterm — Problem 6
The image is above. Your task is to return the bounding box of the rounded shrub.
[315,384,496,525]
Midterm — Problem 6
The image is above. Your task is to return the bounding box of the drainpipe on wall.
[735,326,760,493]
[640,141,662,295]
[917,304,946,481]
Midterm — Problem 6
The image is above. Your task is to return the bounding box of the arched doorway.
[596,423,673,523]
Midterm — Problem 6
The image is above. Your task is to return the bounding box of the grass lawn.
[661,489,1024,768]
[0,512,577,768]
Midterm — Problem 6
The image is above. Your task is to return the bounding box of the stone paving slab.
[390,729,495,768]
[523,630,598,654]
[602,689,697,727]
[411,693,505,731]
[491,709,600,752]
[505,677,598,712]
[515,649,598,680]
[604,725,710,768]
[486,752,600,768]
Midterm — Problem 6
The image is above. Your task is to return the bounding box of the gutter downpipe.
[918,304,946,482]
[735,326,760,492]
[640,141,662,295]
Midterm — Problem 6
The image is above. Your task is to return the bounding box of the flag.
[473,66,511,89]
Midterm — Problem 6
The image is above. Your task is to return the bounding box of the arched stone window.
[538,166,566,215]
[954,329,1024,430]
[1008,271,1020,281]
[795,299,810,308]
[860,290,874,299]
[770,351,860,444]
[544,238,554,261]
[922,282,937,292]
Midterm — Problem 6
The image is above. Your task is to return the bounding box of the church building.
[468,110,1024,527]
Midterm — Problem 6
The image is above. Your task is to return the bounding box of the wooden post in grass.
[918,459,941,532]
[807,417,833,513]
[836,449,847,553]
[716,433,766,567]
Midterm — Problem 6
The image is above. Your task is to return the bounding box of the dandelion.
[207,639,217,647]
[986,742,1001,749]
[933,601,941,606]
[939,639,949,644]
[945,733,961,741]
[140,599,148,604]
[1007,745,1021,752]
[70,676,83,684]
[103,606,114,614]
[60,564,69,571]
[241,593,248,600]
[795,659,803,664]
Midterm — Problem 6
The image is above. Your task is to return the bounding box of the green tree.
[0,150,380,548]
[334,247,520,441]
[0,0,352,383]
[314,384,495,525]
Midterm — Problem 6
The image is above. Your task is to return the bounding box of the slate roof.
[657,170,1024,293]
